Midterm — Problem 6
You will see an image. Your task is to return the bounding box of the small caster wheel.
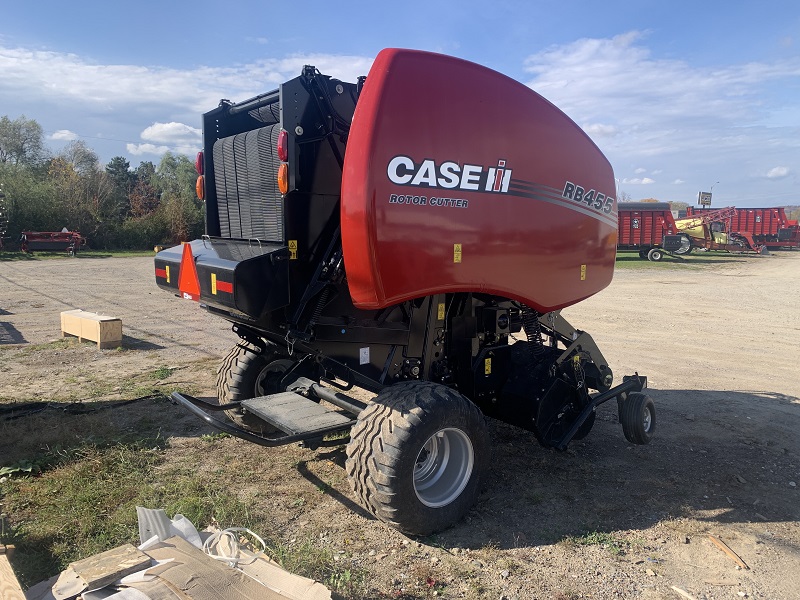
[620,392,656,444]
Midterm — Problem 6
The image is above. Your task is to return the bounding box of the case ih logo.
[387,156,512,193]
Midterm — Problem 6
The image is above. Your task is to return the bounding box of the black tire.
[216,342,294,430]
[345,381,490,536]
[638,248,649,259]
[647,248,664,262]
[620,392,656,444]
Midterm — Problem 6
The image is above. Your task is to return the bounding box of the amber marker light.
[278,163,289,194]
[195,175,205,200]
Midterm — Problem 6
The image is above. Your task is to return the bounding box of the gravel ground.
[1,251,799,599]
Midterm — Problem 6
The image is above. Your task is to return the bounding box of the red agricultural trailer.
[686,206,800,249]
[617,202,685,260]
[20,230,86,255]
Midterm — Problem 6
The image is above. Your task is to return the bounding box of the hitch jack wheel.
[216,342,294,431]
[345,381,489,536]
[620,392,656,445]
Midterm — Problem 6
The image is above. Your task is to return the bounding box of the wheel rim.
[642,406,653,432]
[413,428,474,508]
[254,359,294,396]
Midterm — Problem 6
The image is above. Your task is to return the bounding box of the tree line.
[0,115,203,250]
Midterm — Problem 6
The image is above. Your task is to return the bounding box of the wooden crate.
[0,545,25,600]
[60,309,122,349]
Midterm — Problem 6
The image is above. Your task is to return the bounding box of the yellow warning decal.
[454,243,462,263]
[211,273,218,295]
[288,240,298,260]
[165,265,171,284]
[484,357,492,375]
[437,303,445,321]
[580,264,587,281]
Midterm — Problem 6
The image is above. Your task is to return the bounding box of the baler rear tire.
[216,342,293,431]
[621,392,656,445]
[345,381,489,536]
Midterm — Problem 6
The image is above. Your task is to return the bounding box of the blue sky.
[2,0,799,207]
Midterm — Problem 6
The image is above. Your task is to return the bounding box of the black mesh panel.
[212,123,283,242]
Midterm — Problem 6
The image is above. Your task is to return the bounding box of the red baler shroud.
[341,49,618,314]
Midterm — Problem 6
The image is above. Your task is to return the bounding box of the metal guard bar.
[171,392,354,448]
[554,373,647,451]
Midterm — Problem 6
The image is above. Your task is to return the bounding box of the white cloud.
[0,42,373,134]
[126,143,171,156]
[49,129,78,141]
[673,179,685,184]
[124,122,203,157]
[634,167,647,174]
[766,166,789,179]
[523,31,800,204]
[141,122,201,144]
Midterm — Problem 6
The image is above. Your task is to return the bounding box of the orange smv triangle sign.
[178,242,201,301]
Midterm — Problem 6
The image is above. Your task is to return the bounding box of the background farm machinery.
[617,203,765,260]
[686,206,799,250]
[19,230,86,255]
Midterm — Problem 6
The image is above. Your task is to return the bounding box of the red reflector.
[277,129,288,162]
[178,243,201,300]
[155,268,167,279]
[216,280,233,294]
[195,151,204,175]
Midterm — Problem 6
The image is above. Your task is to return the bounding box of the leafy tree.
[155,152,202,241]
[128,178,160,218]
[105,156,133,191]
[134,161,156,186]
[105,156,134,220]
[0,115,46,166]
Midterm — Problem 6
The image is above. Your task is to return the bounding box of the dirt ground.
[1,251,799,599]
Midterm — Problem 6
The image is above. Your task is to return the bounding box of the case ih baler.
[155,49,655,535]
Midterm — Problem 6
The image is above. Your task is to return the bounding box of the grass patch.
[0,249,155,262]
[1,438,168,587]
[615,249,754,269]
[150,365,175,380]
[0,406,367,595]
[563,530,627,555]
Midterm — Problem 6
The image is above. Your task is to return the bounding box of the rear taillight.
[195,151,204,175]
[277,129,288,162]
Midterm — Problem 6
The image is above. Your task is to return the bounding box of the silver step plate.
[241,391,352,435]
